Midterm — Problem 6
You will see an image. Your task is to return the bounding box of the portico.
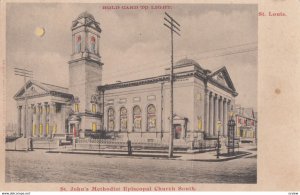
[206,91,232,138]
[14,80,73,138]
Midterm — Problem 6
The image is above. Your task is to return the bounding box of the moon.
[35,27,45,37]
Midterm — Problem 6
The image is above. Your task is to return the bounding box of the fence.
[74,138,190,154]
[191,140,218,152]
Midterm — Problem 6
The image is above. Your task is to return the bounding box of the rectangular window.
[133,97,141,102]
[75,103,79,112]
[107,99,114,105]
[198,118,202,130]
[147,95,156,101]
[92,104,96,113]
[46,123,49,135]
[119,98,127,103]
[32,124,36,136]
[39,124,43,135]
[92,123,97,132]
[53,124,57,134]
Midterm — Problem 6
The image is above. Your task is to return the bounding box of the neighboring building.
[235,105,257,142]
[13,11,238,146]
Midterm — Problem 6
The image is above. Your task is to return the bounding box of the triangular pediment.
[209,66,236,92]
[14,80,50,99]
[212,72,229,88]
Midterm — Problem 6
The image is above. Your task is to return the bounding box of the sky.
[5,3,257,125]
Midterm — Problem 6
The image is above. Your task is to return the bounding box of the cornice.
[99,70,235,95]
[68,57,103,66]
[14,91,73,101]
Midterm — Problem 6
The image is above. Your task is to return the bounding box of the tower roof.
[77,11,95,20]
[72,11,101,32]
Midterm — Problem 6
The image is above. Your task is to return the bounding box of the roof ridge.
[40,82,68,90]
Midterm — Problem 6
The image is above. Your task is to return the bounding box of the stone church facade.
[14,12,238,145]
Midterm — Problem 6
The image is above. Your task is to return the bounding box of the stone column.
[209,93,214,136]
[34,105,40,137]
[224,100,228,136]
[223,99,226,136]
[37,104,42,136]
[22,105,26,138]
[27,105,33,137]
[17,106,22,137]
[220,97,224,136]
[49,102,56,136]
[214,94,219,136]
[204,89,210,136]
[42,103,47,137]
[61,104,66,134]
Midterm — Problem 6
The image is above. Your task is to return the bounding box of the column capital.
[204,88,209,94]
[50,102,56,106]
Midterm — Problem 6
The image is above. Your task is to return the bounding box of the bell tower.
[68,11,103,133]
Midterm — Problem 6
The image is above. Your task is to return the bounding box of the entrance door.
[174,124,182,139]
[69,124,74,134]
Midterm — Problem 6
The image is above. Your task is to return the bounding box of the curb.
[45,150,252,162]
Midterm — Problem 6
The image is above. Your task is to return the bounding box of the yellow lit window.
[92,123,97,132]
[197,117,202,130]
[75,103,79,112]
[53,124,57,134]
[46,123,49,135]
[32,124,36,136]
[92,104,96,113]
[39,124,43,135]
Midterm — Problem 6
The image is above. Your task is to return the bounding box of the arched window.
[74,103,79,112]
[107,108,115,131]
[133,106,142,131]
[90,36,96,53]
[120,107,127,131]
[92,104,96,113]
[75,35,81,53]
[147,104,156,131]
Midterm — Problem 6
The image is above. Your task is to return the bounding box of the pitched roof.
[14,80,71,99]
[209,66,236,92]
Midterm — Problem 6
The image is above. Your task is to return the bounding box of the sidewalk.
[46,146,254,162]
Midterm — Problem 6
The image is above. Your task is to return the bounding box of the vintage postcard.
[0,0,299,192]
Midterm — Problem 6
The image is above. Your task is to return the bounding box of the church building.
[14,12,238,146]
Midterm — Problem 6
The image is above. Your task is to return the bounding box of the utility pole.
[14,67,33,139]
[164,12,181,158]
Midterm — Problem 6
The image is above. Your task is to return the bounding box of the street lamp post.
[217,130,220,159]
[227,112,236,155]
[216,120,222,158]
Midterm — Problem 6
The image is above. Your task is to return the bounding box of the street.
[5,147,257,183]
